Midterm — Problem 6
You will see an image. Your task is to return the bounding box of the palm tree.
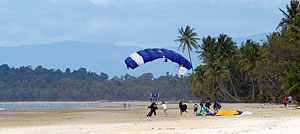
[197,35,217,61]
[205,56,241,102]
[277,0,300,29]
[175,25,200,74]
[216,34,237,61]
[197,36,240,102]
[284,69,300,100]
[216,34,240,100]
[288,13,300,41]
[190,65,214,99]
[239,40,263,102]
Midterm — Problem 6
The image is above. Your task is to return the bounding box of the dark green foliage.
[0,65,195,101]
[191,0,300,102]
[277,0,300,30]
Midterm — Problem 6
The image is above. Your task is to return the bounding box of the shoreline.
[0,100,147,104]
[0,101,149,111]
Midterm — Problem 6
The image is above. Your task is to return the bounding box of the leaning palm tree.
[197,36,240,102]
[216,34,240,100]
[175,26,200,74]
[239,40,263,102]
[277,0,300,29]
[197,35,217,62]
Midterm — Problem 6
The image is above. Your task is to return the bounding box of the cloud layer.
[0,0,287,47]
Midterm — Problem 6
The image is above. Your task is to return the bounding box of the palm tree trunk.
[266,75,276,86]
[228,72,240,99]
[188,49,194,74]
[213,81,215,97]
[251,77,255,102]
[265,75,277,102]
[266,74,281,92]
[216,79,227,101]
[230,77,239,98]
[216,79,241,102]
[257,78,263,95]
[225,64,239,99]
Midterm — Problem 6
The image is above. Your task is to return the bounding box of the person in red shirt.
[283,97,287,107]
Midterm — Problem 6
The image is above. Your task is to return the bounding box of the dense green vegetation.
[0,64,195,101]
[190,0,300,103]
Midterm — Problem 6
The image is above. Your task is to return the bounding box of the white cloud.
[0,0,287,47]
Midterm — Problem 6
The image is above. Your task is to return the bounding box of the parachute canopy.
[125,48,192,74]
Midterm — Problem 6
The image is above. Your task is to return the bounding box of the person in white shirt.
[288,96,292,104]
[193,102,198,115]
[162,102,168,117]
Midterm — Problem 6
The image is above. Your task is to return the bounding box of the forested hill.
[0,33,266,78]
[0,41,199,78]
[0,64,196,101]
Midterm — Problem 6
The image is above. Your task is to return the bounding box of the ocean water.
[0,103,125,110]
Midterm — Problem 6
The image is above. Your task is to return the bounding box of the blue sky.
[0,0,287,47]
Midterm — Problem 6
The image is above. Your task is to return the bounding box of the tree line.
[180,0,300,103]
[0,64,195,101]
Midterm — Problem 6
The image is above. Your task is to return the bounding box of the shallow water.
[0,103,125,110]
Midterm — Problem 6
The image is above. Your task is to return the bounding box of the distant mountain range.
[233,32,269,46]
[0,33,269,78]
[0,41,200,78]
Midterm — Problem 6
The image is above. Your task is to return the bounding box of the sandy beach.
[0,102,299,134]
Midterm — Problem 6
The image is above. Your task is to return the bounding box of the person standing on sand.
[213,101,221,113]
[283,97,288,107]
[162,102,168,117]
[179,101,187,115]
[123,102,126,111]
[179,101,183,115]
[128,104,131,110]
[288,96,292,104]
[193,102,198,116]
[147,102,158,117]
[200,100,204,109]
[205,99,211,109]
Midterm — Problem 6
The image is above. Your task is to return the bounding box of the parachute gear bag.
[180,104,187,112]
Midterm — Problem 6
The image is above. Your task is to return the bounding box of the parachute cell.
[130,53,144,66]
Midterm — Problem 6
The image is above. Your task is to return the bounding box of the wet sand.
[0,102,299,134]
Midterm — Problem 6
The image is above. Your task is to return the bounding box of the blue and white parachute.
[125,48,192,76]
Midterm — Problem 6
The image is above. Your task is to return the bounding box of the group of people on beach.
[146,98,222,117]
[191,98,222,116]
[146,101,168,117]
[123,102,131,111]
[283,96,293,107]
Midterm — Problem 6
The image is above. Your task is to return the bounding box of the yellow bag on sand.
[216,110,239,116]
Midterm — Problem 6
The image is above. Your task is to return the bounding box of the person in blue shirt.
[205,99,211,109]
